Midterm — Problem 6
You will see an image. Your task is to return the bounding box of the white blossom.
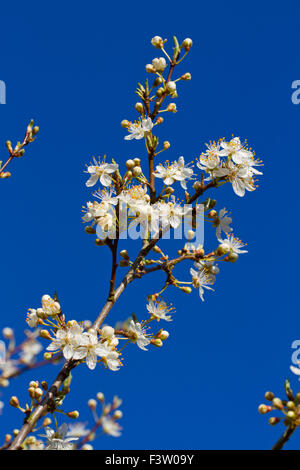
[41,295,61,317]
[190,265,214,301]
[40,423,78,450]
[85,157,118,187]
[127,320,150,351]
[217,233,248,254]
[102,416,122,437]
[147,300,173,322]
[47,323,84,360]
[124,117,153,140]
[214,208,233,239]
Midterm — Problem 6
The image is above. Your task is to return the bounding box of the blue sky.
[0,0,300,450]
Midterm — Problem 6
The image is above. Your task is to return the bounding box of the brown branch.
[272,425,297,450]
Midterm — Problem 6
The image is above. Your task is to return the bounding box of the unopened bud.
[28,387,36,398]
[133,158,141,166]
[182,38,193,51]
[9,396,19,408]
[5,140,13,153]
[2,327,14,339]
[156,87,164,98]
[160,330,169,340]
[13,429,19,437]
[95,238,106,246]
[269,417,280,426]
[287,401,296,410]
[0,171,11,179]
[272,398,284,410]
[227,252,239,263]
[88,399,97,410]
[32,126,39,135]
[258,404,271,414]
[217,243,229,256]
[208,210,217,218]
[145,64,155,73]
[287,410,296,420]
[125,159,135,169]
[101,326,115,338]
[96,392,105,402]
[113,410,123,419]
[181,73,191,81]
[43,417,52,427]
[151,36,164,49]
[29,381,38,388]
[43,352,52,360]
[152,245,162,254]
[180,286,192,294]
[120,250,129,260]
[265,391,275,401]
[166,81,177,94]
[67,410,79,419]
[5,434,12,443]
[163,141,170,150]
[135,102,144,114]
[40,330,51,340]
[166,103,177,113]
[34,388,43,399]
[41,381,48,391]
[121,120,130,128]
[152,338,163,347]
[85,226,96,234]
[187,230,195,240]
[132,166,142,177]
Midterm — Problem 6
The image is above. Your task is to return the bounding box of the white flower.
[124,117,153,140]
[102,417,122,437]
[20,339,42,364]
[214,208,233,239]
[41,295,61,317]
[147,300,173,322]
[219,137,254,165]
[47,323,84,360]
[224,161,256,197]
[41,423,78,450]
[95,341,121,371]
[152,57,167,72]
[154,157,193,190]
[85,157,118,187]
[74,329,104,370]
[26,309,39,328]
[155,198,185,229]
[217,233,248,254]
[127,320,150,351]
[151,36,163,48]
[190,265,214,301]
[176,156,194,190]
[67,422,90,438]
[94,187,118,207]
[0,359,18,378]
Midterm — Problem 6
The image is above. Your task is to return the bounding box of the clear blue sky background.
[0,0,300,450]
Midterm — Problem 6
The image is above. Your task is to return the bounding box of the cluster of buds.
[258,380,300,428]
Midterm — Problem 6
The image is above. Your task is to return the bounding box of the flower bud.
[96,392,105,402]
[227,252,239,263]
[43,352,52,360]
[135,102,144,114]
[9,396,19,408]
[29,380,38,388]
[156,87,164,98]
[152,338,163,347]
[167,103,177,113]
[125,159,135,169]
[156,116,164,124]
[13,429,19,436]
[132,167,142,177]
[208,210,217,219]
[151,36,164,48]
[95,238,106,246]
[180,286,192,294]
[82,444,94,450]
[145,64,155,73]
[121,120,130,128]
[113,410,123,419]
[264,391,275,401]
[258,404,271,414]
[5,140,13,153]
[153,76,163,87]
[166,81,177,94]
[120,250,129,260]
[287,401,296,410]
[287,410,296,420]
[160,330,169,340]
[101,326,115,338]
[43,417,52,427]
[217,243,230,256]
[28,387,36,398]
[181,73,192,81]
[269,417,280,426]
[41,381,48,391]
[163,141,170,150]
[67,410,79,419]
[187,230,195,240]
[133,158,141,166]
[34,388,43,399]
[0,171,11,179]
[85,226,96,234]
[182,38,193,51]
[272,397,284,410]
[152,57,167,72]
[32,126,39,135]
[88,399,97,410]
[40,330,51,340]
[5,434,12,443]
[2,327,13,339]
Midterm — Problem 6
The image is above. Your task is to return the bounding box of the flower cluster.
[197,137,263,197]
